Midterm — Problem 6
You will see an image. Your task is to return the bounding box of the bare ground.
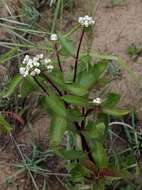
[93,0,142,119]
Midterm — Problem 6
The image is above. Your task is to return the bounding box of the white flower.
[30,68,41,76]
[27,59,34,68]
[50,34,58,41]
[33,57,39,63]
[22,55,30,64]
[47,65,54,70]
[34,68,41,74]
[30,70,36,76]
[47,64,54,73]
[19,67,29,77]
[39,54,44,59]
[35,54,43,60]
[23,70,29,77]
[44,58,51,64]
[20,54,53,77]
[19,67,26,76]
[78,15,95,27]
[92,97,102,105]
[33,61,40,67]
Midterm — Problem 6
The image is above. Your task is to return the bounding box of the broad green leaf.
[67,109,83,122]
[104,167,130,180]
[92,142,108,169]
[57,149,85,160]
[77,62,108,89]
[46,70,66,91]
[96,113,108,126]
[49,116,67,147]
[62,95,89,107]
[60,37,75,56]
[41,94,66,117]
[70,163,90,182]
[65,83,88,96]
[102,93,120,108]
[20,76,39,97]
[40,97,54,117]
[0,114,12,134]
[103,108,130,117]
[2,75,22,97]
[84,122,105,141]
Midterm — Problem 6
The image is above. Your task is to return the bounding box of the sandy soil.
[93,0,142,118]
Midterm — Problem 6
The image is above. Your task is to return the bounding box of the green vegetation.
[127,43,142,60]
[111,0,127,6]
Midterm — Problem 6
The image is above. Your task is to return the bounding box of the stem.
[33,77,48,95]
[81,107,85,129]
[74,122,95,164]
[73,28,85,82]
[85,108,94,117]
[55,43,63,72]
[42,73,62,96]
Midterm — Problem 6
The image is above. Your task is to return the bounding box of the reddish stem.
[73,28,85,82]
[42,74,62,96]
[33,77,49,95]
[55,43,63,72]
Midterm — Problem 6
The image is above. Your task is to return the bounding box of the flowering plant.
[2,15,131,189]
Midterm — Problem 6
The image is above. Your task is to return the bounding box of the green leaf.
[92,142,108,169]
[70,163,90,182]
[84,122,106,141]
[62,95,89,107]
[77,62,107,90]
[20,76,39,97]
[57,149,85,160]
[103,108,130,117]
[60,37,75,56]
[102,93,120,108]
[67,109,83,122]
[46,70,66,91]
[65,83,88,96]
[49,116,67,147]
[41,93,66,117]
[96,113,108,126]
[0,114,12,134]
[104,167,130,180]
[2,75,22,97]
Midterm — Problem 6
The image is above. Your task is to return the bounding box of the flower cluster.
[78,15,95,27]
[92,97,102,105]
[19,54,54,77]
